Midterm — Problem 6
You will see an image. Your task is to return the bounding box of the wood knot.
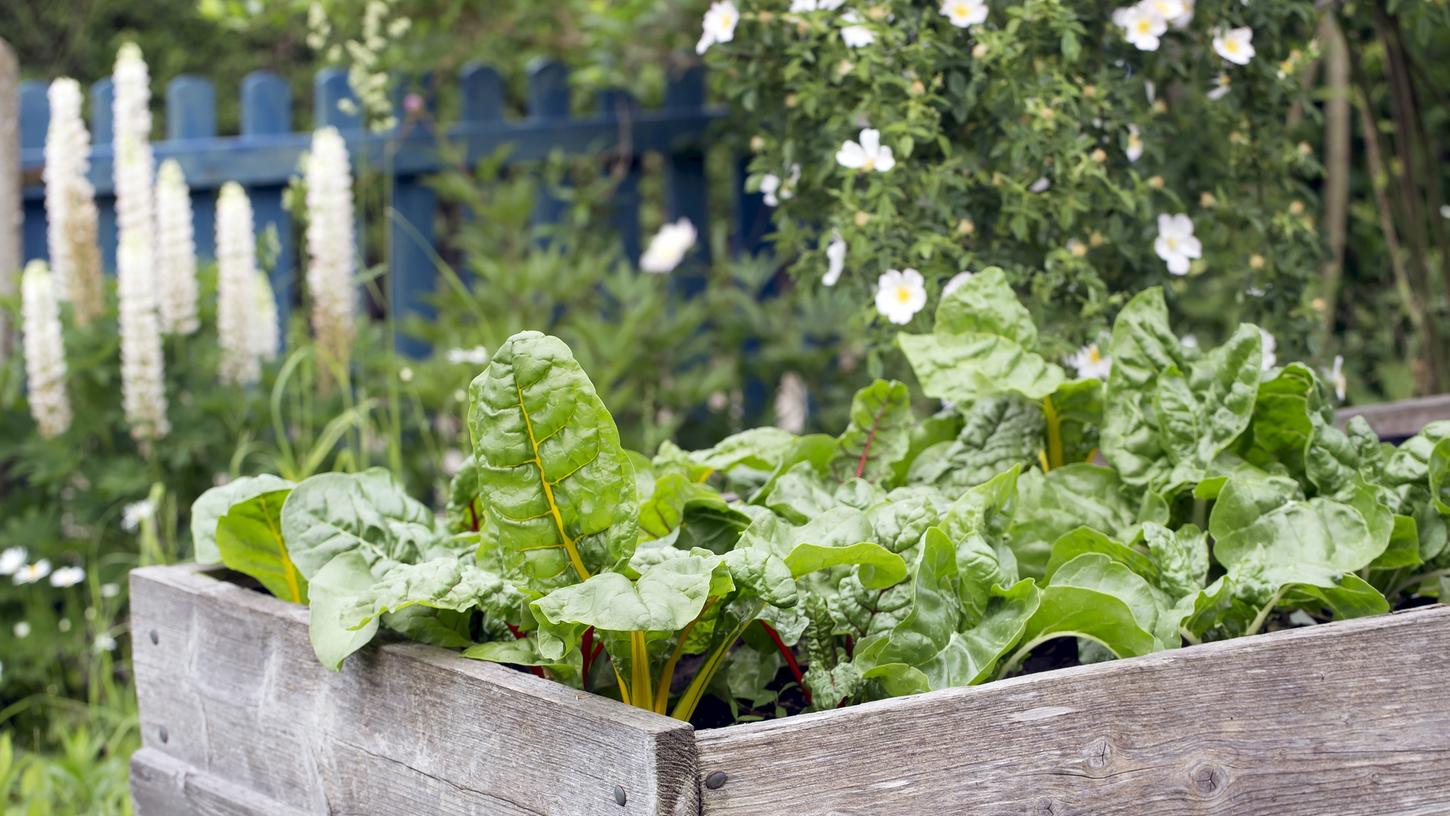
[1190,763,1229,798]
[1084,737,1113,771]
[1032,797,1061,815]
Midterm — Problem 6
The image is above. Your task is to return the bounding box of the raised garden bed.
[130,563,1450,816]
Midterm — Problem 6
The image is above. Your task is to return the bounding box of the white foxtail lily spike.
[155,160,200,335]
[113,43,156,310]
[305,127,358,372]
[252,271,280,363]
[43,78,103,324]
[217,183,262,386]
[774,372,808,434]
[117,234,171,444]
[20,261,72,438]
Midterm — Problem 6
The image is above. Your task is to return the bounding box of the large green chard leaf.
[891,411,964,485]
[1007,464,1136,580]
[898,269,1064,402]
[1139,523,1209,601]
[1101,287,1188,489]
[1013,552,1173,669]
[939,466,1022,606]
[190,474,295,564]
[856,527,1039,695]
[637,472,745,545]
[687,427,798,475]
[740,507,907,590]
[468,331,638,586]
[1210,477,1390,619]
[1044,527,1158,584]
[907,397,1043,492]
[761,462,839,524]
[1239,363,1329,482]
[1151,323,1262,491]
[1047,378,1104,467]
[1431,438,1450,516]
[531,555,731,660]
[463,638,582,685]
[829,380,913,483]
[866,486,949,553]
[308,551,382,671]
[281,469,446,580]
[216,488,306,604]
[444,453,483,534]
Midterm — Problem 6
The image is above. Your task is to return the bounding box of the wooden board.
[695,604,1450,816]
[1338,394,1450,440]
[129,564,699,816]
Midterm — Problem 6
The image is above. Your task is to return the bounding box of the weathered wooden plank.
[130,564,700,816]
[696,604,1450,816]
[1338,393,1450,441]
[131,748,309,816]
[0,38,18,355]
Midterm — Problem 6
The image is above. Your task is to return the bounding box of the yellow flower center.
[721,12,734,28]
[1136,20,1152,34]
[954,3,970,16]
[1224,39,1240,53]
[862,156,876,171]
[1088,346,1102,363]
[1166,236,1178,251]
[895,286,913,304]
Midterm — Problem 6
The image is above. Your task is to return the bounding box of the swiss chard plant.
[192,275,1450,723]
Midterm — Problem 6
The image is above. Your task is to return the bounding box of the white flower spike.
[824,232,846,287]
[696,1,739,55]
[1154,213,1201,276]
[940,0,988,28]
[1213,26,1255,66]
[1329,354,1347,401]
[217,182,262,386]
[837,128,895,173]
[21,261,73,438]
[306,127,359,372]
[156,160,200,335]
[641,218,698,273]
[774,372,808,434]
[44,78,104,323]
[875,268,927,325]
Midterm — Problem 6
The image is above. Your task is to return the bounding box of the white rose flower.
[824,232,846,287]
[1068,343,1113,380]
[940,0,988,28]
[1154,213,1202,276]
[1207,73,1232,100]
[760,164,800,207]
[1120,5,1166,51]
[640,218,698,273]
[696,1,739,55]
[49,565,86,588]
[840,11,877,47]
[836,128,895,173]
[0,547,26,576]
[875,268,927,325]
[1125,124,1144,162]
[1213,26,1255,66]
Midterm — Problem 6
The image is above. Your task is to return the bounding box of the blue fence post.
[663,65,710,297]
[526,58,571,245]
[88,78,117,271]
[598,88,642,266]
[734,155,771,258]
[166,75,217,260]
[388,74,438,356]
[456,62,504,239]
[239,70,294,337]
[18,81,47,265]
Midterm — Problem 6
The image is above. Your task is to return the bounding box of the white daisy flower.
[790,0,845,10]
[875,268,928,325]
[940,0,988,28]
[13,559,52,585]
[1154,213,1202,276]
[696,1,739,55]
[101,583,121,599]
[1213,26,1255,66]
[1068,343,1113,380]
[824,231,847,287]
[640,218,698,273]
[49,565,85,588]
[0,547,26,576]
[122,499,156,532]
[840,11,877,47]
[836,128,895,173]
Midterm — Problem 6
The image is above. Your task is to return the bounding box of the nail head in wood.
[704,771,728,790]
[158,725,169,744]
[613,785,626,806]
[149,629,159,645]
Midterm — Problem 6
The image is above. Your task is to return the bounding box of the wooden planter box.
[130,563,1450,815]
[1337,393,1450,439]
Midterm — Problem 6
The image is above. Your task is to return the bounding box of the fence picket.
[168,76,219,260]
[89,78,117,270]
[390,76,439,356]
[598,88,642,266]
[663,66,710,296]
[241,72,295,338]
[526,59,571,244]
[18,81,48,268]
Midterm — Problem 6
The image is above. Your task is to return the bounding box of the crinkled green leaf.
[898,332,1065,403]
[866,486,948,553]
[337,558,519,632]
[763,462,839,524]
[1048,378,1104,466]
[1017,553,1171,664]
[1430,438,1450,516]
[383,606,476,649]
[891,411,964,485]
[1239,363,1328,483]
[750,433,836,503]
[444,453,483,534]
[216,488,306,603]
[1149,324,1261,491]
[907,397,1043,492]
[190,474,294,564]
[933,267,1038,346]
[281,469,446,580]
[1140,523,1208,600]
[1007,464,1136,580]
[1369,515,1423,572]
[830,380,913,483]
[308,551,382,671]
[468,331,638,586]
[1044,526,1157,584]
[1101,288,1188,489]
[688,427,797,474]
[638,472,731,540]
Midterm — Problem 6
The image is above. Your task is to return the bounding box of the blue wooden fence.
[16,59,771,354]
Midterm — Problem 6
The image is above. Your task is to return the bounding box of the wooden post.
[165,75,217,259]
[0,38,17,356]
[239,71,294,337]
